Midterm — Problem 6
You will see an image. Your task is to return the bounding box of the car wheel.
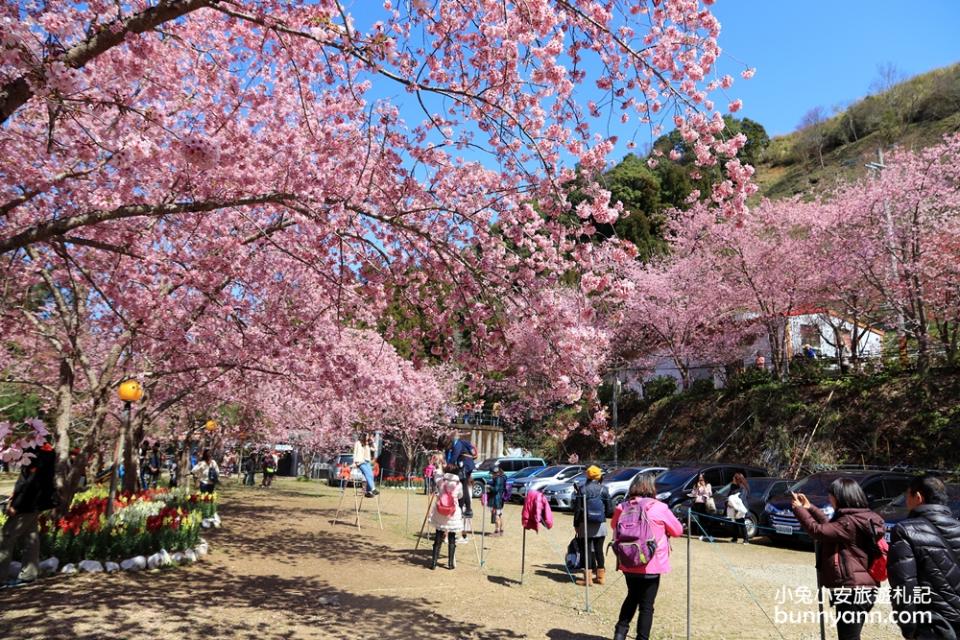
[472,481,485,499]
[612,493,625,507]
[745,513,758,540]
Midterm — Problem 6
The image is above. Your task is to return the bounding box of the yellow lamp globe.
[204,419,218,432]
[117,379,144,403]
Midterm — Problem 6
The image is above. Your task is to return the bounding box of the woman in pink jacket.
[609,473,683,640]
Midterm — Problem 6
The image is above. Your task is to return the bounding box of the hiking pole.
[472,523,482,565]
[521,527,527,584]
[415,493,435,550]
[480,489,487,568]
[687,507,692,640]
[583,488,590,612]
[815,541,826,640]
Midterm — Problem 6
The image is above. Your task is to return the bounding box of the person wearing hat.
[489,464,507,535]
[573,465,613,585]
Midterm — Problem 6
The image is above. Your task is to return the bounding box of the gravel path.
[0,478,905,639]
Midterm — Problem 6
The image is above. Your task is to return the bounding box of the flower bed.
[381,475,424,488]
[2,487,219,564]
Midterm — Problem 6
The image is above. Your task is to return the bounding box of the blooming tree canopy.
[1,0,757,479]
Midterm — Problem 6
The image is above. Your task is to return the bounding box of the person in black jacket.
[573,465,613,586]
[889,475,960,640]
[0,440,57,586]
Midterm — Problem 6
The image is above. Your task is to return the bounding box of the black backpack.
[208,465,219,485]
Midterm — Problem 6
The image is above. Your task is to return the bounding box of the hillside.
[618,369,960,476]
[754,62,960,199]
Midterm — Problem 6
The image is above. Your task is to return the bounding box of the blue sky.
[344,0,960,166]
[711,0,960,136]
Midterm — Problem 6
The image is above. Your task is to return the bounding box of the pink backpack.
[612,498,659,568]
[437,481,457,516]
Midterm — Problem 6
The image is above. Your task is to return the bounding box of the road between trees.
[0,479,904,639]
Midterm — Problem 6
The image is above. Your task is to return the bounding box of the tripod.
[333,479,383,532]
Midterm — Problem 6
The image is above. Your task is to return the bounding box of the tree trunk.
[53,357,75,511]
[768,319,790,381]
[179,434,193,490]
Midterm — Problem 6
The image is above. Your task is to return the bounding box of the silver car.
[602,466,668,506]
[511,465,584,502]
[542,472,587,510]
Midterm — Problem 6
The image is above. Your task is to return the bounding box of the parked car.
[325,453,354,487]
[876,483,960,542]
[654,464,769,509]
[501,464,551,497]
[542,472,587,510]
[672,476,792,540]
[602,466,668,507]
[765,470,913,542]
[511,465,585,502]
[471,456,547,498]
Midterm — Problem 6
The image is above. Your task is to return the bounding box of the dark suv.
[765,470,912,542]
[672,476,792,540]
[654,464,769,509]
[876,482,960,542]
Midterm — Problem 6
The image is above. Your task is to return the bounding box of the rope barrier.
[684,507,797,537]
[690,514,788,640]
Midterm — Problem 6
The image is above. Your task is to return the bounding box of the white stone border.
[8,537,211,580]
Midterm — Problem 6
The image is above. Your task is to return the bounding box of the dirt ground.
[0,477,906,639]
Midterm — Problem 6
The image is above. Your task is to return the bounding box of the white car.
[511,465,584,502]
[602,466,668,506]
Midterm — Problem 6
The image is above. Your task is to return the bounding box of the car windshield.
[656,468,697,488]
[513,465,546,479]
[605,468,640,482]
[888,484,960,508]
[533,465,563,478]
[789,474,845,495]
[748,478,776,494]
[555,472,585,485]
[477,459,496,471]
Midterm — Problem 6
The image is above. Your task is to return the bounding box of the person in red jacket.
[792,478,885,640]
[610,473,683,640]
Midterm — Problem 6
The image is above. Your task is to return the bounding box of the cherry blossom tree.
[823,134,960,369]
[668,198,824,380]
[2,0,757,477]
[616,251,756,390]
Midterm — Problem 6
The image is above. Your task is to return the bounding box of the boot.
[431,534,442,570]
[596,568,606,585]
[575,569,594,586]
[613,622,629,640]
[448,535,457,570]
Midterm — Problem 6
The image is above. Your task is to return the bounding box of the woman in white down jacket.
[429,465,463,569]
[726,473,751,544]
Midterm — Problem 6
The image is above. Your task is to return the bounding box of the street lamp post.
[108,380,143,518]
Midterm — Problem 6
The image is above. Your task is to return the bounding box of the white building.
[633,310,885,392]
